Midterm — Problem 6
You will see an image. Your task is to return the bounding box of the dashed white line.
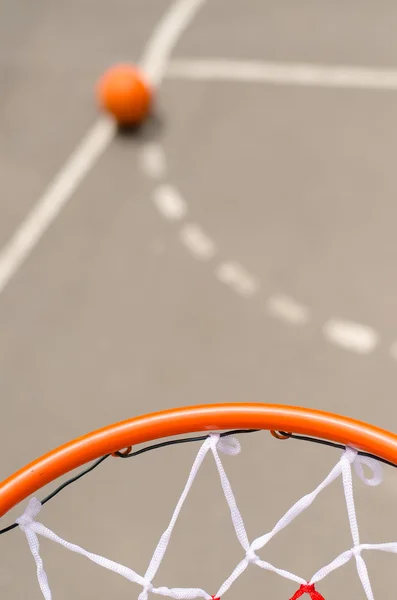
[216,262,259,298]
[266,294,310,326]
[149,175,381,358]
[323,319,379,354]
[153,184,187,221]
[179,223,217,260]
[167,58,397,91]
[140,143,166,179]
[149,156,384,357]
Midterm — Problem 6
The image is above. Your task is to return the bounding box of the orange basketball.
[96,64,152,126]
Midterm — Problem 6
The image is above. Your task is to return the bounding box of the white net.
[15,433,396,600]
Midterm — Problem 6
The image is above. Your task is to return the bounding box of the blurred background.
[1,0,397,598]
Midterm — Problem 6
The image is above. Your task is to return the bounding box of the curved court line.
[324,320,379,355]
[141,0,208,87]
[180,223,217,260]
[142,54,397,358]
[0,0,207,297]
[140,142,167,180]
[142,141,387,357]
[153,184,187,221]
[266,294,310,326]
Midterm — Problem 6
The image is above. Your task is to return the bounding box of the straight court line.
[167,58,397,90]
[0,0,207,297]
[0,120,114,295]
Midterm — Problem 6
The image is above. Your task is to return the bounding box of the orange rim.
[1,403,397,518]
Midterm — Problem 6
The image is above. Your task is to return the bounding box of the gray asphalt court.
[1,1,397,599]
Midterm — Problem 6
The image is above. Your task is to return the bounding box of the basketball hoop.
[1,403,396,600]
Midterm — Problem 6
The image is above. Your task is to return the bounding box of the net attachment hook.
[270,430,292,440]
[111,446,133,457]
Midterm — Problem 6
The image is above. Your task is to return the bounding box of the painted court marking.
[266,295,310,326]
[140,142,166,180]
[215,262,259,298]
[147,145,390,357]
[323,320,379,354]
[1,0,395,360]
[154,184,187,221]
[180,223,217,260]
[0,119,114,296]
[167,58,397,91]
[0,0,207,296]
[142,52,397,357]
[140,0,208,87]
[143,53,397,358]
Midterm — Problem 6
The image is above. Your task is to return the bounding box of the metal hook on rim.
[270,430,292,440]
[111,446,133,457]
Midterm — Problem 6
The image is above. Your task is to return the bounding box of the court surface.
[1,1,397,598]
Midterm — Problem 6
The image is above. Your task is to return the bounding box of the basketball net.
[14,432,394,600]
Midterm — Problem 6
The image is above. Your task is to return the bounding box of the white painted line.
[167,58,397,91]
[323,319,379,354]
[153,184,187,221]
[0,119,115,295]
[0,0,207,297]
[266,294,310,326]
[141,0,208,87]
[216,261,259,298]
[179,223,217,260]
[140,142,166,179]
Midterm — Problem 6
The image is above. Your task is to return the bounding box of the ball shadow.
[116,109,165,143]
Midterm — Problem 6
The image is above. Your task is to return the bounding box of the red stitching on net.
[289,584,325,600]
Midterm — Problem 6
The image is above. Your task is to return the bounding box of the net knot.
[245,547,259,563]
[16,497,42,530]
[209,434,241,456]
[143,581,153,592]
[290,584,325,600]
[343,447,358,464]
[138,581,154,600]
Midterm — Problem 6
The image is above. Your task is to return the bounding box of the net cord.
[14,433,394,600]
